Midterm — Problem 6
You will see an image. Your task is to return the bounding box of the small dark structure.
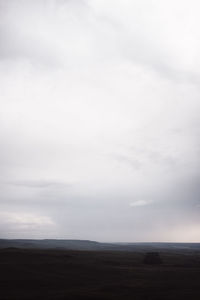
[143,252,162,265]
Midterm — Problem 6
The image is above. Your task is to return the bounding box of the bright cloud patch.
[130,200,150,207]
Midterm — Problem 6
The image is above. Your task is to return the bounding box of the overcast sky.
[0,0,200,242]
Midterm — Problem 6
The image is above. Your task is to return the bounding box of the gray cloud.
[5,179,70,189]
[0,0,200,242]
[113,154,142,170]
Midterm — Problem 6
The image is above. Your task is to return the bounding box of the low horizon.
[1,238,200,245]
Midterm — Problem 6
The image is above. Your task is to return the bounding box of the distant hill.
[0,239,200,252]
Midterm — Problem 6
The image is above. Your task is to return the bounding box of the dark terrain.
[0,240,200,299]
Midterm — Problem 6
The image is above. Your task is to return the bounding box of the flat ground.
[0,248,200,299]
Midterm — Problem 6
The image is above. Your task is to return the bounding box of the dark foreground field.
[1,247,200,300]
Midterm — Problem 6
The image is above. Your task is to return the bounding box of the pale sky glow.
[0,0,200,242]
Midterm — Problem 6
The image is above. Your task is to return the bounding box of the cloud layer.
[0,0,200,241]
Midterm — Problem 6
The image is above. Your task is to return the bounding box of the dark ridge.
[0,239,200,252]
